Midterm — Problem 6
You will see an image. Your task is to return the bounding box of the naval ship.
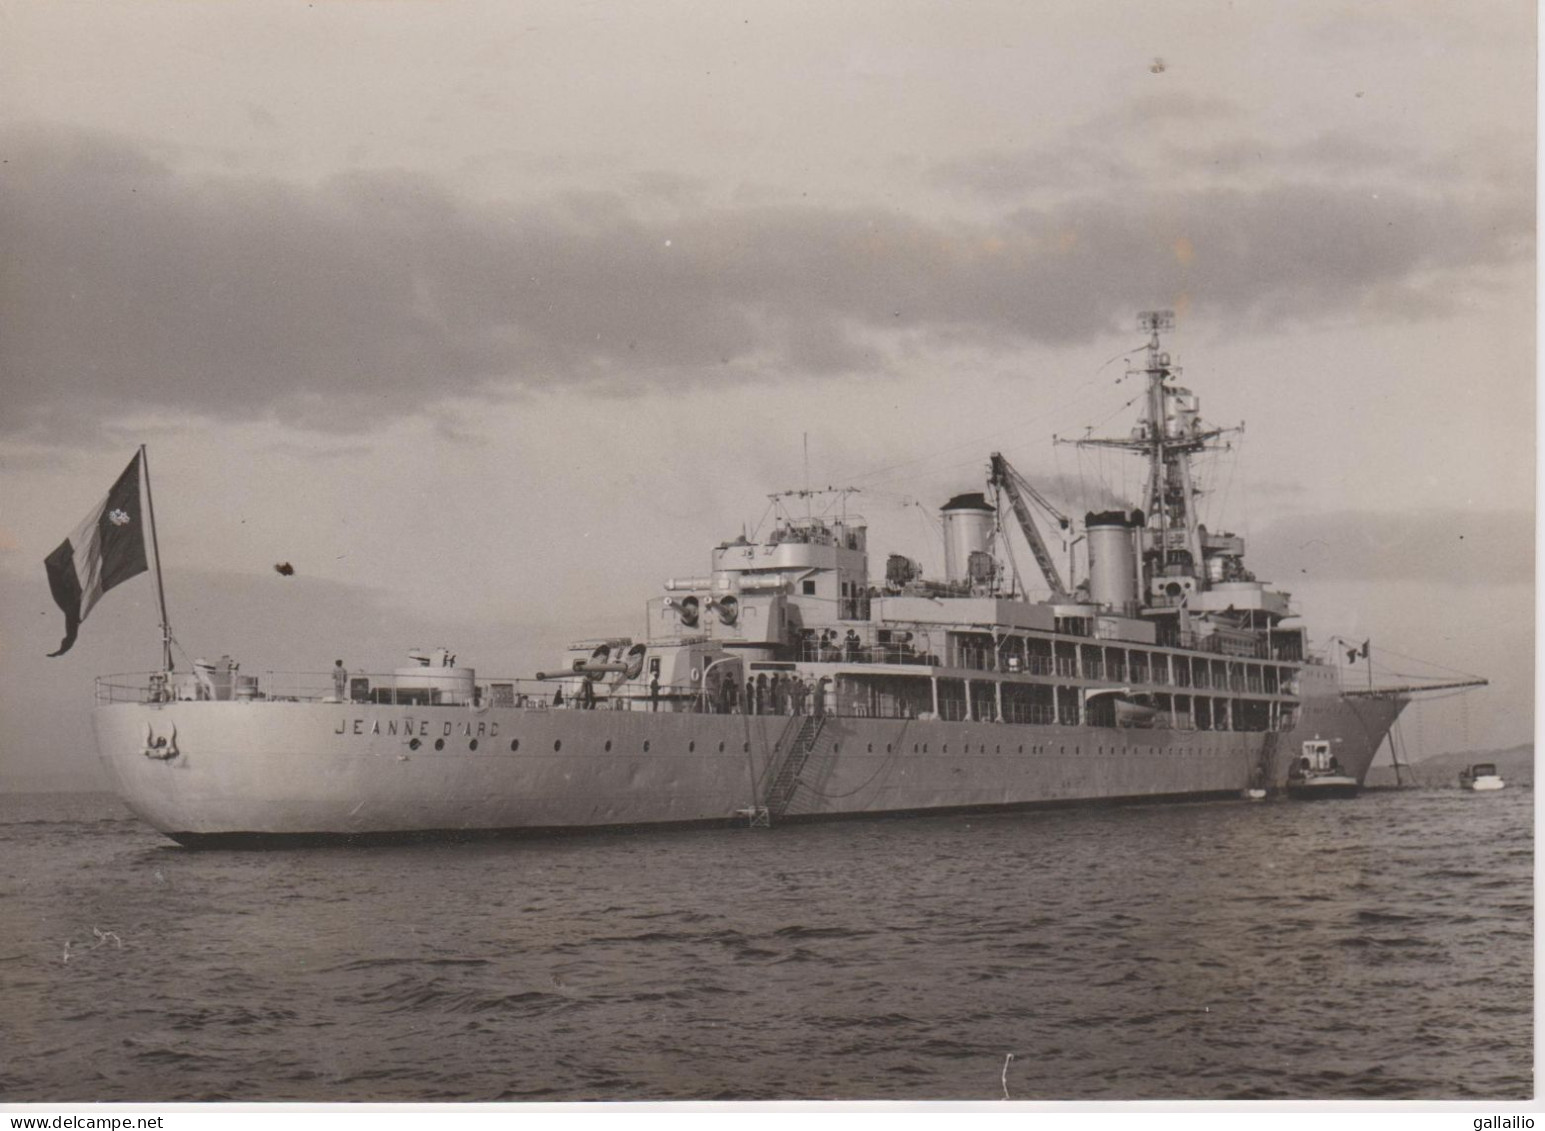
[89,312,1483,844]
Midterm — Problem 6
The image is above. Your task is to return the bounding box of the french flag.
[45,452,149,656]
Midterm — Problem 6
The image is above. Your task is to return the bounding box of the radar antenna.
[1057,310,1239,592]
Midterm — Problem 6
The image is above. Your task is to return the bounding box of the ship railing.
[796,643,940,666]
[1170,632,1274,660]
[257,671,478,706]
[95,674,167,705]
[1000,655,1061,677]
[953,650,1075,678]
[94,670,564,708]
[999,703,1059,726]
[796,647,1090,680]
[955,647,991,671]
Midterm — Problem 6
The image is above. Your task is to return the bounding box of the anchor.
[142,721,179,761]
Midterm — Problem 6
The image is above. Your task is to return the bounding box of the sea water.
[0,785,1531,1101]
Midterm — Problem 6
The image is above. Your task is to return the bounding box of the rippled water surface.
[0,786,1531,1101]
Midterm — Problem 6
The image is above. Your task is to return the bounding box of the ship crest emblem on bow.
[142,722,179,761]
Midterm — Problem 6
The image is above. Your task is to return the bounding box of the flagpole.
[139,444,174,672]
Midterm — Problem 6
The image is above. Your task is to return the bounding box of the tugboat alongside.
[1284,739,1361,800]
[82,312,1486,843]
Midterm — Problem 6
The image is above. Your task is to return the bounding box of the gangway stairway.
[1252,731,1279,793]
[751,716,825,825]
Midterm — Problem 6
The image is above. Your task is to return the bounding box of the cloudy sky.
[0,0,1532,789]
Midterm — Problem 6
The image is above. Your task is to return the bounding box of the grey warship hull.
[94,668,1399,843]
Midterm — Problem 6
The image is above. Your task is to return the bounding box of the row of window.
[400,736,1225,758]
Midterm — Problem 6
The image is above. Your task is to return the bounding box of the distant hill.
[1364,742,1533,788]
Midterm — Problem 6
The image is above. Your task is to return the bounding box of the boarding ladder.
[1252,730,1279,793]
[760,715,825,823]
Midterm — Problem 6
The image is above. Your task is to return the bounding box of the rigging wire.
[1216,431,1243,532]
[1367,642,1487,682]
[746,500,776,541]
[830,340,1153,490]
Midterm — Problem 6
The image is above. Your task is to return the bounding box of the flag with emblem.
[44,452,149,656]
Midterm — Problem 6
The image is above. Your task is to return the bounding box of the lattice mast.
[1065,311,1237,599]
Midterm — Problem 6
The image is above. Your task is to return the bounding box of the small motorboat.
[1459,763,1505,791]
[1285,739,1359,799]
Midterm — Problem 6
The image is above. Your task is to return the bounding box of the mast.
[139,444,174,671]
[1063,310,1236,603]
[1143,312,1169,553]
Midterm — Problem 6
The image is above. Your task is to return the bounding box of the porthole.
[834,743,841,754]
[886,744,892,753]
[1018,745,1024,754]
[943,744,949,754]
[995,745,1001,754]
[554,739,562,752]
[643,741,651,752]
[923,744,929,753]
[867,743,873,753]
[688,741,696,753]
[718,741,725,753]
[604,740,612,752]
[409,738,421,751]
[509,739,519,752]
[743,742,750,754]
[469,739,479,751]
[434,738,445,751]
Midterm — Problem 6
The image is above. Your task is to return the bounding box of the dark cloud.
[1,123,1530,439]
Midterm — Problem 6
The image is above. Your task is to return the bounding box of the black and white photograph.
[0,0,1533,1114]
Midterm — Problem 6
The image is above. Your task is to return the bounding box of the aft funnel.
[941,493,995,584]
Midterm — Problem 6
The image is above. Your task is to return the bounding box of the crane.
[988,452,1071,602]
